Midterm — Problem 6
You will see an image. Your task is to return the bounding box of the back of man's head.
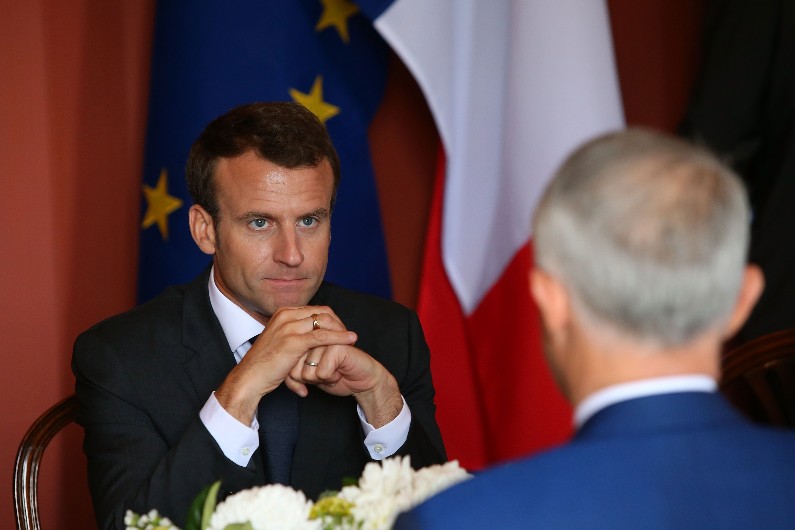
[533,128,751,347]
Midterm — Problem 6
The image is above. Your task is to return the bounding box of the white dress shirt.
[198,267,410,466]
[574,374,718,430]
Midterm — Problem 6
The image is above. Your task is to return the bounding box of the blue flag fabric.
[137,0,391,303]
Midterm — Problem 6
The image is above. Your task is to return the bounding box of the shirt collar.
[207,266,264,352]
[574,374,717,429]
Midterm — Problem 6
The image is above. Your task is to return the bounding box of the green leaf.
[341,476,358,488]
[184,480,221,530]
[222,523,254,530]
[201,481,222,530]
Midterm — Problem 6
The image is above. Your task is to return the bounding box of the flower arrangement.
[125,456,470,530]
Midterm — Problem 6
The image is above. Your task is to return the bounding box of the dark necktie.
[250,337,299,485]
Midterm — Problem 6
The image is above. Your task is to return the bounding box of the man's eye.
[249,219,269,230]
[299,217,318,227]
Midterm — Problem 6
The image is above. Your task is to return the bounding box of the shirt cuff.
[358,396,411,459]
[199,392,260,467]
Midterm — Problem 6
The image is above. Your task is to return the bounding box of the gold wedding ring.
[311,314,320,330]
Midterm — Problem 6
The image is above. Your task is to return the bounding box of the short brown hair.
[186,102,341,224]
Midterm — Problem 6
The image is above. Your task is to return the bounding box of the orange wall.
[0,1,704,527]
[0,1,155,528]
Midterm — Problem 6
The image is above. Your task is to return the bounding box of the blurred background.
[7,0,780,527]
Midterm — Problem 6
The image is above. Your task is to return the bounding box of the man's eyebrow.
[302,207,330,219]
[238,210,272,221]
[237,207,330,221]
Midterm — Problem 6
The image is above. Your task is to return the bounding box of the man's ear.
[723,264,765,339]
[189,204,217,255]
[530,267,571,334]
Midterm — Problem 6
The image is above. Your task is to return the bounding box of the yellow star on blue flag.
[141,168,182,241]
[316,0,360,43]
[289,75,341,123]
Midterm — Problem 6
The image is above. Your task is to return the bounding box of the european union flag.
[138,0,391,302]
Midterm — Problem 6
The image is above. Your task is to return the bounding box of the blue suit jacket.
[396,392,795,529]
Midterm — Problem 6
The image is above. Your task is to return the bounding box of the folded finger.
[283,375,308,398]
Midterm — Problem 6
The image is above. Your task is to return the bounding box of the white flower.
[124,508,180,530]
[411,460,471,505]
[129,457,472,530]
[339,456,414,530]
[338,456,471,530]
[207,484,321,530]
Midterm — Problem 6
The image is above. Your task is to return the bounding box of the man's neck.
[566,326,722,408]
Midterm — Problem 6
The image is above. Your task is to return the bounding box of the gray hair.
[533,128,751,347]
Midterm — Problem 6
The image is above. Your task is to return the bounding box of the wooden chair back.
[721,329,795,427]
[14,395,79,530]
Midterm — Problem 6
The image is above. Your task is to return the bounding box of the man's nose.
[273,228,304,266]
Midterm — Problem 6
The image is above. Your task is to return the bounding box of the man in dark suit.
[73,102,445,529]
[396,129,795,529]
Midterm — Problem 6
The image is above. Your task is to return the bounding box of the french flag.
[370,0,625,468]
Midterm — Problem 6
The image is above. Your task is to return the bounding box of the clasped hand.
[215,306,402,428]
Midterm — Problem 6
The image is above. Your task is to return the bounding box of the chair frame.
[14,394,79,530]
[721,328,795,426]
[722,328,795,383]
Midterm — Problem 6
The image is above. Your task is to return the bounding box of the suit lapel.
[178,268,237,401]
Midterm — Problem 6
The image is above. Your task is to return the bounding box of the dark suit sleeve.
[392,311,447,467]
[72,328,260,529]
[312,283,448,467]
